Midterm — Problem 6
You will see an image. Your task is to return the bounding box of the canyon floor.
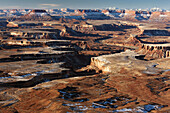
[0,19,169,113]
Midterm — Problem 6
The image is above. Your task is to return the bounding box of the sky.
[0,0,169,9]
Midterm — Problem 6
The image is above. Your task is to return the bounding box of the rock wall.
[138,44,170,59]
[90,57,111,73]
[143,30,170,36]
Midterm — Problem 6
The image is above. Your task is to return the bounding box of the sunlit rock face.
[137,44,170,59]
[90,50,149,73]
[17,9,54,21]
[27,9,49,16]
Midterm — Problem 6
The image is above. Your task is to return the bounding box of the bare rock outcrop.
[19,9,53,21]
[137,44,170,59]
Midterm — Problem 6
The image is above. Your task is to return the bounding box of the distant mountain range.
[0,8,169,17]
[0,8,169,22]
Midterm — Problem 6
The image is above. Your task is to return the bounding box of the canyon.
[0,8,169,113]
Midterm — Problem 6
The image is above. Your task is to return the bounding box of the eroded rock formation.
[0,10,169,113]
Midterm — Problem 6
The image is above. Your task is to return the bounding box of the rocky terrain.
[0,9,169,113]
[0,8,169,22]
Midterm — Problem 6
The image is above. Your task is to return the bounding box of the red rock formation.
[18,9,53,21]
[125,10,136,15]
[137,44,170,59]
[25,9,49,16]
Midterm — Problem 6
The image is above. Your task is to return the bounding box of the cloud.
[40,4,60,7]
[39,4,61,9]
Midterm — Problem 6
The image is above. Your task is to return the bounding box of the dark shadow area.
[59,86,89,102]
[135,55,148,61]
[53,48,76,51]
[0,44,42,50]
[143,30,170,36]
[0,52,74,63]
[0,69,97,88]
[135,16,150,21]
[0,53,95,88]
[94,24,136,31]
[94,36,114,42]
[45,40,76,46]
[139,41,169,44]
[136,37,169,44]
[61,37,86,41]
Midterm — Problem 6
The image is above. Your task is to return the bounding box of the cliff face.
[19,9,53,21]
[147,12,170,22]
[143,30,170,36]
[26,9,49,16]
[91,57,111,73]
[90,50,170,74]
[103,9,170,22]
[125,10,136,15]
[135,28,170,59]
[90,50,145,73]
[137,44,170,59]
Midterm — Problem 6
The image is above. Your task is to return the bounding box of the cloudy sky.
[0,0,169,9]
